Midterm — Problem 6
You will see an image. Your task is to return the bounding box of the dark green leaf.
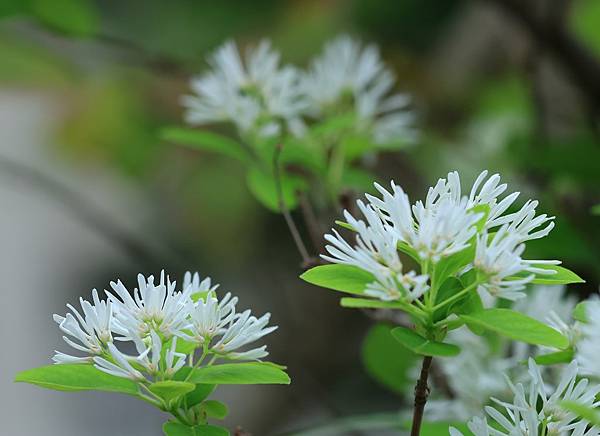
[15,364,139,395]
[31,0,98,37]
[161,127,249,163]
[300,264,374,295]
[460,309,569,349]
[362,324,417,394]
[390,326,460,357]
[187,362,290,385]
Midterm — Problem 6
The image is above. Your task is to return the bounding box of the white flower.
[369,181,481,262]
[53,289,113,364]
[452,359,600,436]
[182,40,306,137]
[106,271,193,340]
[94,342,146,381]
[576,298,600,378]
[322,200,428,302]
[212,310,277,360]
[302,35,416,144]
[474,226,559,301]
[178,292,238,344]
[183,271,219,296]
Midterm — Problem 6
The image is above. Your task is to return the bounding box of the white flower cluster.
[182,35,415,144]
[323,170,557,302]
[53,271,276,381]
[450,359,600,436]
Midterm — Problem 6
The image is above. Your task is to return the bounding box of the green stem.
[184,342,209,382]
[430,280,483,312]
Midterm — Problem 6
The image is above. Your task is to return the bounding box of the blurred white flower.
[212,310,277,360]
[576,298,600,378]
[106,271,193,340]
[182,40,306,137]
[302,35,416,144]
[53,289,113,363]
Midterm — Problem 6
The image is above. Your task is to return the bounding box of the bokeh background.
[2,0,600,435]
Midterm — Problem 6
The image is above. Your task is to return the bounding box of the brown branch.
[299,191,324,255]
[410,356,433,436]
[272,144,311,266]
[485,0,600,113]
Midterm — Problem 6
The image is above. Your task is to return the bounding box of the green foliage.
[15,364,139,395]
[163,421,230,436]
[391,326,460,357]
[561,401,600,427]
[149,380,196,404]
[533,349,575,366]
[509,265,585,285]
[200,400,229,419]
[246,166,306,212]
[460,309,570,349]
[340,297,406,309]
[30,0,98,37]
[573,301,588,323]
[300,264,375,295]
[361,323,418,394]
[186,362,290,385]
[162,127,250,163]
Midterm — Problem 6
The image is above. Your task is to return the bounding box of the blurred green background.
[1,0,600,435]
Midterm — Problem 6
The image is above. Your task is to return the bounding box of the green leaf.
[561,401,600,426]
[591,204,600,216]
[161,127,249,163]
[201,400,229,419]
[362,323,417,394]
[15,364,139,395]
[340,297,407,310]
[432,245,475,288]
[397,241,421,263]
[432,277,463,322]
[187,362,290,385]
[390,326,460,357]
[534,349,575,365]
[149,380,195,403]
[460,309,569,349]
[300,264,374,295]
[572,301,589,323]
[246,166,306,212]
[163,421,229,436]
[509,265,584,285]
[31,0,98,37]
[334,220,355,231]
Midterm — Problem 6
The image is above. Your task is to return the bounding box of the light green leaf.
[246,166,306,212]
[163,421,229,436]
[362,324,417,394]
[334,220,355,231]
[149,380,195,403]
[460,309,569,349]
[390,326,460,357]
[432,245,475,288]
[340,297,407,310]
[591,204,600,216]
[187,362,290,385]
[534,349,575,365]
[15,364,139,395]
[561,401,600,426]
[300,264,374,295]
[509,265,584,285]
[572,301,588,323]
[201,400,229,419]
[397,241,421,263]
[161,127,249,163]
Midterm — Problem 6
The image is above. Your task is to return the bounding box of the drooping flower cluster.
[53,271,277,381]
[323,170,558,302]
[449,359,600,436]
[182,35,416,144]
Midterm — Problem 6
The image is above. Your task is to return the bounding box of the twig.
[410,356,433,436]
[272,144,311,266]
[0,155,180,267]
[298,192,324,255]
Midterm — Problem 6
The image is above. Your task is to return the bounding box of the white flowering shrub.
[15,271,288,436]
[162,35,416,213]
[300,170,596,435]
